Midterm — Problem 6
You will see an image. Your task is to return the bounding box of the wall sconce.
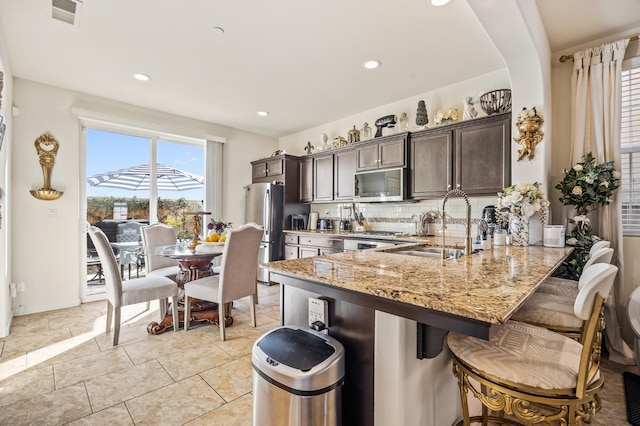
[513,107,544,161]
[30,133,63,201]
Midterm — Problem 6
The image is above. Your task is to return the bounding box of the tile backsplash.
[311,196,499,238]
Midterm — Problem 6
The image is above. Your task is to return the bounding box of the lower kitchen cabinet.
[283,233,344,259]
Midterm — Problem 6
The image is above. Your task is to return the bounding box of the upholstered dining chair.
[141,223,181,282]
[536,247,614,298]
[626,286,640,366]
[512,261,615,341]
[447,263,618,426]
[88,226,179,346]
[183,223,263,341]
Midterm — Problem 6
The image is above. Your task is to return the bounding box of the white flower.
[573,164,583,172]
[601,181,610,188]
[566,237,578,245]
[613,171,621,179]
[572,186,583,196]
[510,191,523,203]
[521,202,534,218]
[585,177,594,184]
[573,215,587,223]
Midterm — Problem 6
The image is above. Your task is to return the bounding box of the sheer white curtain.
[570,38,635,364]
[205,140,223,219]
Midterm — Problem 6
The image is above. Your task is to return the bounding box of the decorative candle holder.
[30,133,63,201]
[185,211,211,249]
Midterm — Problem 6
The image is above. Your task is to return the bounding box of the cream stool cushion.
[513,292,583,328]
[447,321,597,390]
[536,277,579,298]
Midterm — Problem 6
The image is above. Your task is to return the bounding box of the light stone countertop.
[267,244,573,325]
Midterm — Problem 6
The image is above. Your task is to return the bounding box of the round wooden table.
[147,244,227,335]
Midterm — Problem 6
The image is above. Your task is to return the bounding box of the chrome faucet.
[441,188,473,259]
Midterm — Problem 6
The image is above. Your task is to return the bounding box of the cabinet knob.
[447,184,452,190]
[456,184,461,188]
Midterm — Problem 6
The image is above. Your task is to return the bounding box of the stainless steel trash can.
[252,325,345,426]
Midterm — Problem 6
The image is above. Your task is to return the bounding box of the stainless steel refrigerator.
[244,183,285,283]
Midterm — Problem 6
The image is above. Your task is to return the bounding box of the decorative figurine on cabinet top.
[333,136,348,148]
[434,108,459,125]
[463,96,478,120]
[374,114,397,137]
[398,112,409,132]
[347,125,360,144]
[304,141,314,155]
[416,100,429,129]
[360,122,372,141]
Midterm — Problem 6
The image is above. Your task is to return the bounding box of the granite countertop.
[267,244,573,325]
[284,229,452,244]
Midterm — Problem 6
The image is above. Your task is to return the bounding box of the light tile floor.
[0,282,637,425]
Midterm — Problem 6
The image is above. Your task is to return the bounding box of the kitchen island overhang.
[268,244,573,357]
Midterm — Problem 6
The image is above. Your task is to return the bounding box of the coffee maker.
[290,214,308,230]
[339,206,352,232]
[482,205,497,236]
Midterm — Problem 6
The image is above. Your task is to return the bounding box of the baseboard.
[13,298,81,317]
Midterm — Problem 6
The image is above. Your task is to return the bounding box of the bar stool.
[627,286,640,365]
[536,246,613,298]
[447,263,618,426]
[511,262,612,340]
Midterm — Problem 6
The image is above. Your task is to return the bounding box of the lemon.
[209,233,220,242]
[219,235,226,243]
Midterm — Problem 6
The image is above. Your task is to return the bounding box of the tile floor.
[0,282,637,425]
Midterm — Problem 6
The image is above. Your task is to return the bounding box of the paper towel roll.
[309,212,319,230]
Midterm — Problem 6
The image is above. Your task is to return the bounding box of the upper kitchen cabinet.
[355,133,407,171]
[251,154,301,202]
[334,149,357,200]
[299,157,314,203]
[313,153,334,202]
[409,113,511,198]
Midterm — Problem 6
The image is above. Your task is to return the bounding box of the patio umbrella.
[87,164,204,191]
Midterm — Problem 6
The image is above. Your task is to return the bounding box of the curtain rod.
[559,35,639,63]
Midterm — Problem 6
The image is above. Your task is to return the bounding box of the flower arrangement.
[555,152,620,217]
[495,182,549,226]
[207,218,232,235]
[434,108,459,125]
[516,106,540,123]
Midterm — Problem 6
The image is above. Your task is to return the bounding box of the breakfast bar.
[268,243,573,426]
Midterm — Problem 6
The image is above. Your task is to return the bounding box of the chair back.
[589,240,610,256]
[141,223,179,273]
[573,263,618,396]
[218,223,264,304]
[577,248,614,290]
[116,222,143,242]
[88,226,122,306]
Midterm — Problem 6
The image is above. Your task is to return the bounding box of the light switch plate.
[308,297,328,329]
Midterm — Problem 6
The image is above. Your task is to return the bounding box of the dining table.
[146,243,230,335]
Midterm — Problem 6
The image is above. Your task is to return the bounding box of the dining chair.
[512,262,615,341]
[536,247,614,298]
[448,263,618,426]
[141,223,181,282]
[88,226,179,346]
[626,286,640,365]
[183,222,263,341]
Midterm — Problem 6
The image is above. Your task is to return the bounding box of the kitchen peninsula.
[267,243,573,426]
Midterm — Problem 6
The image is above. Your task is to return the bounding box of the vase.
[508,212,544,246]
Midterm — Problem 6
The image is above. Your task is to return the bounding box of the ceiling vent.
[51,0,82,27]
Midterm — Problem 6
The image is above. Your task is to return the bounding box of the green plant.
[555,152,620,217]
[553,234,602,280]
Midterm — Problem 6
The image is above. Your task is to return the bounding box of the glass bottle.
[360,123,372,141]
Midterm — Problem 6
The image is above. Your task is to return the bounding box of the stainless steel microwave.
[354,167,406,202]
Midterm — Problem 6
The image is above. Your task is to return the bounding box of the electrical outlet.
[17,282,25,292]
[308,297,329,329]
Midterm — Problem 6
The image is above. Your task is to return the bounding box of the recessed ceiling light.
[363,60,381,70]
[257,111,269,117]
[133,73,150,81]
[213,26,224,34]
[431,0,450,6]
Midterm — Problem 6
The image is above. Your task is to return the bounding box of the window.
[621,57,640,235]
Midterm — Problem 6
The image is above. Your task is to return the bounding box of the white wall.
[279,70,510,156]
[0,18,14,337]
[10,78,277,316]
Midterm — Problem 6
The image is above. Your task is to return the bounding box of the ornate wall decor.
[30,133,64,200]
[513,107,544,161]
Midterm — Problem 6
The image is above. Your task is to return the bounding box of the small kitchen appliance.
[318,218,332,231]
[543,225,565,247]
[290,214,307,230]
[482,205,498,236]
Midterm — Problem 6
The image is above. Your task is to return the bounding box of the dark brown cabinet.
[299,157,314,203]
[251,154,301,202]
[356,134,407,171]
[283,233,344,259]
[334,150,357,200]
[409,113,511,198]
[313,153,334,202]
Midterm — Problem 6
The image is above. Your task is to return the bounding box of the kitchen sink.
[387,246,444,259]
